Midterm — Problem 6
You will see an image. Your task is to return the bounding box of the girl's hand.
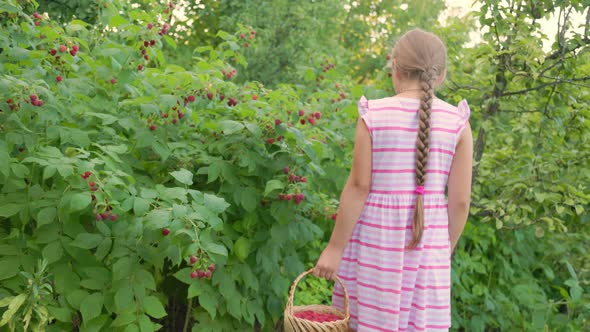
[313,245,343,280]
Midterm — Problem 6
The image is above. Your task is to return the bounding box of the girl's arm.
[447,122,473,252]
[313,117,372,280]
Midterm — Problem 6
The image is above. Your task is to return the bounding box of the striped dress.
[332,95,470,332]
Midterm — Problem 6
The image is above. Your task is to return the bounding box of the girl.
[313,29,473,331]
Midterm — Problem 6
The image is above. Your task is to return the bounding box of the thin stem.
[183,297,193,332]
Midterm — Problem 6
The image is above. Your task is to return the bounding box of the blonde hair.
[391,29,447,249]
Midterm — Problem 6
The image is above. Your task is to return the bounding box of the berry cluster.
[222,69,237,80]
[288,173,307,184]
[293,310,342,322]
[239,30,256,49]
[83,171,118,221]
[278,193,305,204]
[96,210,117,222]
[297,110,321,126]
[32,12,43,26]
[140,39,156,62]
[163,2,174,16]
[321,63,336,73]
[29,94,44,107]
[227,97,238,107]
[188,255,216,280]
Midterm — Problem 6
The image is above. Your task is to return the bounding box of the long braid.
[408,68,438,249]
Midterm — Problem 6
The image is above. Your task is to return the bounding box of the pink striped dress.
[332,95,470,332]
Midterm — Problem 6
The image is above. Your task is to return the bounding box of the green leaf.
[0,294,26,326]
[95,237,112,261]
[170,168,193,185]
[70,233,103,250]
[143,296,167,319]
[144,209,170,229]
[138,314,154,332]
[111,310,136,327]
[198,289,218,319]
[0,257,20,280]
[125,324,140,332]
[134,198,151,216]
[264,179,285,196]
[43,165,57,180]
[234,237,251,262]
[203,194,229,213]
[217,120,244,135]
[47,306,73,323]
[113,257,133,281]
[80,293,103,323]
[109,15,129,27]
[188,283,203,298]
[70,193,92,211]
[0,141,10,178]
[173,268,193,285]
[0,203,21,217]
[136,269,156,290]
[163,35,176,49]
[240,187,258,212]
[115,284,135,311]
[42,241,63,264]
[204,242,228,257]
[37,207,57,228]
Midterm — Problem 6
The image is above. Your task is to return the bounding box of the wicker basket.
[284,268,350,332]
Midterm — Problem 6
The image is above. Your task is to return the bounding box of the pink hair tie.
[415,186,425,195]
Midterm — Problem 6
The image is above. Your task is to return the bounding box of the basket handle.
[285,268,350,319]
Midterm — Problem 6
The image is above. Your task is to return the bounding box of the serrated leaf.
[134,197,151,216]
[0,203,21,217]
[173,268,193,285]
[111,310,136,327]
[203,193,229,213]
[198,289,218,319]
[42,241,63,264]
[37,207,56,228]
[217,120,244,135]
[70,193,92,211]
[113,257,133,281]
[264,179,285,196]
[70,233,103,250]
[144,209,170,229]
[80,293,103,323]
[188,283,203,298]
[204,242,228,257]
[170,168,193,185]
[47,306,73,323]
[143,296,167,319]
[115,285,134,311]
[234,237,251,262]
[0,294,26,326]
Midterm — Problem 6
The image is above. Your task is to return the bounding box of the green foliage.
[0,0,589,331]
[0,1,354,330]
